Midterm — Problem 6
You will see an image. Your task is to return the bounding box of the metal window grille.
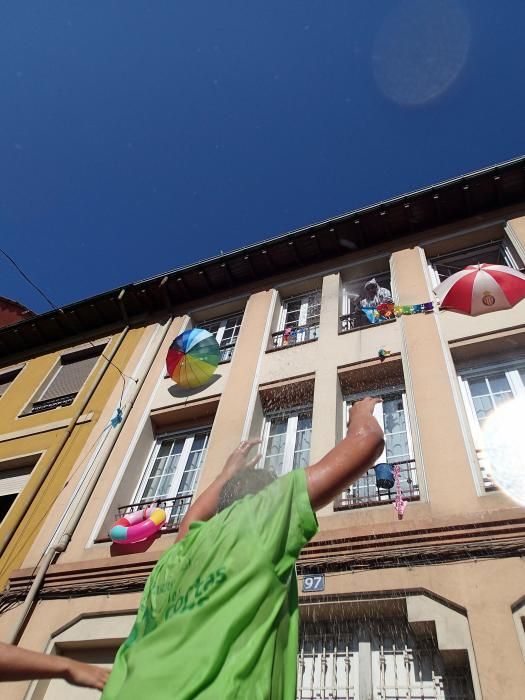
[200,312,244,362]
[298,620,475,699]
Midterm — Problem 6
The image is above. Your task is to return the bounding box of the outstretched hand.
[222,439,262,480]
[64,659,110,690]
[347,396,382,427]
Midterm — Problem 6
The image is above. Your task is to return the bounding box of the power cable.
[0,246,137,400]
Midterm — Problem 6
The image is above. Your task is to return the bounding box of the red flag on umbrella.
[434,263,525,316]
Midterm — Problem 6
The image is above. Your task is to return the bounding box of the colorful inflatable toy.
[109,506,166,544]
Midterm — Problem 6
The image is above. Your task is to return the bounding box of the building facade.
[1,160,525,699]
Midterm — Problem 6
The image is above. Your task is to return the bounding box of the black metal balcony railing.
[218,343,236,363]
[272,322,319,349]
[334,459,419,510]
[116,494,194,531]
[340,311,396,333]
[31,393,77,414]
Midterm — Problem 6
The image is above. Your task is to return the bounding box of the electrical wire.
[0,245,137,400]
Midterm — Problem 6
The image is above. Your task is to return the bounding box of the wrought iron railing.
[116,494,194,530]
[31,393,76,413]
[271,322,320,349]
[340,311,396,332]
[218,342,236,363]
[335,459,419,510]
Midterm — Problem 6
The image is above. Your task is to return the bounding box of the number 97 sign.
[302,574,325,592]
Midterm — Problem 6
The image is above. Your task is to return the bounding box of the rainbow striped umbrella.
[166,328,220,388]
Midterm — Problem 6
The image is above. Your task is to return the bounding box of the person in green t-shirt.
[102,397,384,700]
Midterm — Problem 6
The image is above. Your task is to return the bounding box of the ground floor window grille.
[298,620,475,699]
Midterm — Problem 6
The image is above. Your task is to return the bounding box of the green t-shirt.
[102,468,318,700]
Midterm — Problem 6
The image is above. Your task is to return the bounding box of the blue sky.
[2,1,525,313]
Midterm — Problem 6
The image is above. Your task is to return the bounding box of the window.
[272,291,321,348]
[298,620,475,699]
[25,346,104,415]
[341,272,393,332]
[126,429,210,528]
[0,367,21,398]
[0,456,37,523]
[458,362,525,491]
[200,312,243,362]
[427,240,523,288]
[336,389,419,509]
[261,408,312,476]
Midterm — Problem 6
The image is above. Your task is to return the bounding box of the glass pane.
[177,433,209,496]
[487,373,511,394]
[468,377,489,398]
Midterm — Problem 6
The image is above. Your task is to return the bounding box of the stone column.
[196,289,277,492]
[391,247,480,514]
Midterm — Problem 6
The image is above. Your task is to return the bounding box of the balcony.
[334,459,419,510]
[116,494,194,532]
[218,343,236,363]
[270,322,319,350]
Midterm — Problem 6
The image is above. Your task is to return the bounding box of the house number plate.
[302,574,325,592]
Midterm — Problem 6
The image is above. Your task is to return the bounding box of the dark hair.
[217,468,277,513]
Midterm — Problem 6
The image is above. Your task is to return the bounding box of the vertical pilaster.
[391,248,479,513]
[197,290,276,492]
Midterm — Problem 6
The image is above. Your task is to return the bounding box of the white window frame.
[427,239,522,289]
[200,312,244,362]
[341,272,393,325]
[342,387,417,505]
[133,428,210,507]
[261,406,313,476]
[275,291,321,346]
[458,362,525,491]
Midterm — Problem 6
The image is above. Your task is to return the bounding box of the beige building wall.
[2,214,525,698]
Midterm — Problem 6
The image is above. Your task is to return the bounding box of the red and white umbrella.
[434,263,525,316]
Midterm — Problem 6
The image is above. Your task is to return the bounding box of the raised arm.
[305,397,384,510]
[175,440,261,542]
[0,641,109,689]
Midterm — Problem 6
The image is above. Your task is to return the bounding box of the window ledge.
[266,337,319,354]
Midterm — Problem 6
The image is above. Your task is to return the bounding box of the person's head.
[217,468,277,513]
[364,279,379,299]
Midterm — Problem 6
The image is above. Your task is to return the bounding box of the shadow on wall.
[110,532,164,557]
[167,373,222,399]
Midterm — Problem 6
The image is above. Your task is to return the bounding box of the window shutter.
[39,353,100,402]
[0,370,18,397]
[0,466,32,497]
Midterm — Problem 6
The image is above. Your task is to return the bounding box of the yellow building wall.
[0,326,145,588]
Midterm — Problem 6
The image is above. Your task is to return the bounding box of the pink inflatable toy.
[109,506,166,544]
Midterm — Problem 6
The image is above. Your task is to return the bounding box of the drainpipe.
[0,326,129,564]
[7,317,175,644]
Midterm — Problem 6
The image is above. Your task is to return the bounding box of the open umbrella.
[166,328,220,388]
[434,263,525,316]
